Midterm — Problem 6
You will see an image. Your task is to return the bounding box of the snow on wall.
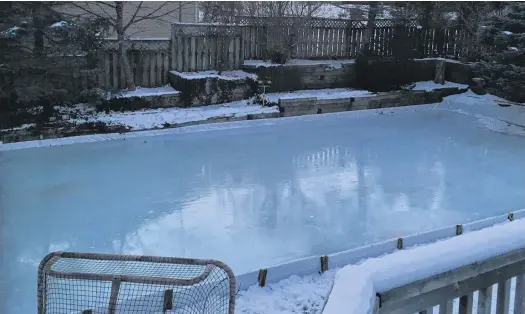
[170,70,258,81]
[323,216,525,314]
[412,81,469,92]
[244,59,356,69]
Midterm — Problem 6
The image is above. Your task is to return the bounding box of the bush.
[355,24,417,93]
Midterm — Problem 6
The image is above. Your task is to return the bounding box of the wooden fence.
[168,19,476,74]
[95,39,171,90]
[171,23,244,72]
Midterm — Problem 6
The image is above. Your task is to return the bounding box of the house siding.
[58,1,198,39]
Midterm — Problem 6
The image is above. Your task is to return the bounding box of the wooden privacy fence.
[96,39,171,90]
[170,19,475,73]
[234,17,474,60]
[171,23,244,72]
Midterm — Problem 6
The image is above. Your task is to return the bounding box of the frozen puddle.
[1,93,525,313]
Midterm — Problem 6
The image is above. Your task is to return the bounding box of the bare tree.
[63,1,193,90]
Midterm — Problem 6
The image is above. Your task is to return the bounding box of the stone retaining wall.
[168,71,258,107]
[243,63,355,93]
[279,88,468,117]
[243,59,473,94]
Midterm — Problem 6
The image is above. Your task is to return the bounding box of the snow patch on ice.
[244,59,355,69]
[114,85,180,98]
[171,70,258,81]
[412,81,469,92]
[324,218,525,314]
[437,91,525,137]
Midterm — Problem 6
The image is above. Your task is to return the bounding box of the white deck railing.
[323,214,525,314]
[375,248,525,314]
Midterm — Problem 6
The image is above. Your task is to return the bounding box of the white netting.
[38,252,236,314]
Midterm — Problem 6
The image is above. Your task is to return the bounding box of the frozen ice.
[1,94,525,313]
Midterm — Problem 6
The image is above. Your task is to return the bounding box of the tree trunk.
[115,2,136,91]
[361,2,378,54]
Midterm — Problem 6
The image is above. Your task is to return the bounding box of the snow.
[415,57,463,64]
[65,100,277,131]
[244,59,355,69]
[2,91,525,314]
[437,90,525,137]
[324,218,525,314]
[509,47,519,51]
[114,85,180,98]
[50,21,68,28]
[236,270,337,314]
[266,88,374,103]
[412,81,469,92]
[1,123,35,132]
[503,31,514,35]
[171,70,258,81]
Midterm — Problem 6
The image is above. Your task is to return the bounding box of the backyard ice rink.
[1,92,525,314]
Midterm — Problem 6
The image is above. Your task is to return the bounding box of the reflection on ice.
[1,106,524,314]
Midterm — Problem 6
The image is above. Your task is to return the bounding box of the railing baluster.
[515,274,525,314]
[478,286,493,314]
[459,292,475,314]
[439,300,453,314]
[496,279,511,314]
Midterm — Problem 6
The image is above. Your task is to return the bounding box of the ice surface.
[1,94,525,313]
[324,218,525,314]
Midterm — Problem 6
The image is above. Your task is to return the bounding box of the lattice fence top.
[103,39,170,51]
[233,16,421,29]
[172,23,243,37]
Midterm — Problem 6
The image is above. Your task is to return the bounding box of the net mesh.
[38,252,236,314]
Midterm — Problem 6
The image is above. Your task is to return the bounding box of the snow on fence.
[323,213,525,314]
[37,252,236,314]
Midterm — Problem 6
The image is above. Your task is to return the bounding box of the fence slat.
[515,275,525,314]
[149,52,156,86]
[478,286,493,314]
[196,37,203,71]
[439,300,453,314]
[496,279,511,314]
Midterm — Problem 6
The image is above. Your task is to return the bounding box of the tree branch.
[123,1,144,31]
[126,1,193,26]
[68,2,116,27]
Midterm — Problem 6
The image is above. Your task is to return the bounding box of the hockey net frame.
[37,251,236,314]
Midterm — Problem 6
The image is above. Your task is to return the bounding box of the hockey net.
[37,252,236,314]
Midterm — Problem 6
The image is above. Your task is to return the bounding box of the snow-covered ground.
[60,100,278,131]
[266,88,374,102]
[412,81,469,92]
[115,85,180,98]
[244,59,356,69]
[170,70,258,81]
